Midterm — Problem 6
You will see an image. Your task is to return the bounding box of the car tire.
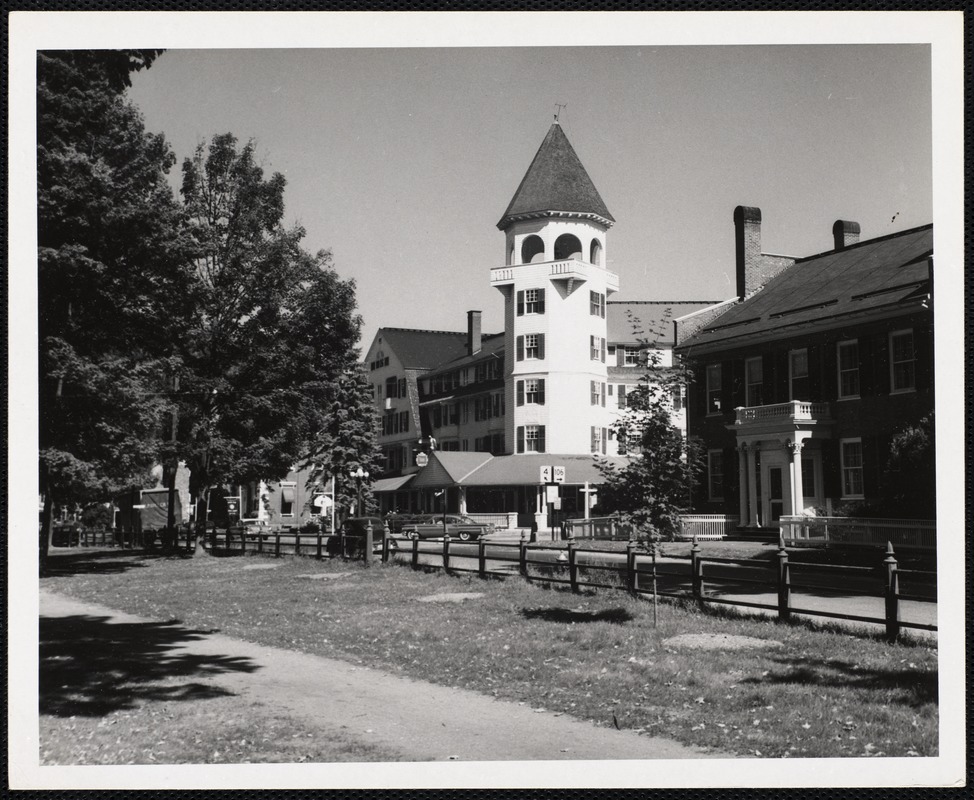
[458,531,471,541]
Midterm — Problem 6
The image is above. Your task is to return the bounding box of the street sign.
[416,453,429,467]
[540,465,566,484]
[552,466,565,483]
[545,485,560,503]
[540,465,552,484]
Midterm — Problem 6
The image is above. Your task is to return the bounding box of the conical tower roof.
[498,121,614,230]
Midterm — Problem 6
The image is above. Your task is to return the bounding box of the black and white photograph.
[7,9,965,791]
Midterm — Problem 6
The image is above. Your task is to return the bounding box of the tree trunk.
[40,475,54,570]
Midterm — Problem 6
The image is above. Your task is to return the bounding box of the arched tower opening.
[554,233,583,261]
[521,235,546,264]
[589,238,603,266]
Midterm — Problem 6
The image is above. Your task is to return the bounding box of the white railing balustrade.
[735,400,831,425]
[780,515,936,551]
[467,512,518,531]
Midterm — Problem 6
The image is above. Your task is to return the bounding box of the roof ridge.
[795,223,934,263]
[608,300,723,305]
[382,327,503,338]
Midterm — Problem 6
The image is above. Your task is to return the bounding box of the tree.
[595,310,702,544]
[177,134,378,521]
[37,50,197,558]
[882,414,936,519]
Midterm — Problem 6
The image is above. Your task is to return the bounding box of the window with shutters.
[623,346,640,367]
[890,330,915,393]
[837,340,860,399]
[590,335,606,362]
[590,426,608,455]
[525,334,542,360]
[840,438,864,498]
[706,364,722,414]
[590,380,600,406]
[399,411,409,432]
[745,357,764,406]
[617,384,627,408]
[519,425,545,453]
[672,383,686,412]
[518,378,544,405]
[789,349,809,400]
[590,291,606,317]
[517,288,546,315]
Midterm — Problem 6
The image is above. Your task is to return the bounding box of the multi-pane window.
[745,357,764,406]
[837,340,860,398]
[623,347,640,367]
[517,288,545,315]
[591,426,607,455]
[590,335,606,362]
[617,384,627,409]
[707,451,724,501]
[590,380,606,406]
[841,438,864,498]
[672,383,686,412]
[517,334,544,361]
[518,425,546,453]
[789,349,809,400]
[590,291,606,318]
[890,330,916,392]
[516,378,545,406]
[706,364,722,414]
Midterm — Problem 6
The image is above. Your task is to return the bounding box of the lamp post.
[350,466,369,517]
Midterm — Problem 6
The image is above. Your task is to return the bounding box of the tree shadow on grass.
[40,549,173,578]
[741,654,937,708]
[520,607,634,624]
[40,614,259,718]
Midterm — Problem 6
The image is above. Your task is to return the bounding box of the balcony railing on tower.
[734,400,832,426]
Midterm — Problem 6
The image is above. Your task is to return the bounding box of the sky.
[125,44,933,351]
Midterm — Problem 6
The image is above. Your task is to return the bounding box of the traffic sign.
[416,453,429,467]
[540,465,566,484]
[540,465,552,483]
[552,466,565,483]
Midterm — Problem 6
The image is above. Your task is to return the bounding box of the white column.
[746,446,759,526]
[458,486,468,515]
[788,439,805,516]
[737,445,749,527]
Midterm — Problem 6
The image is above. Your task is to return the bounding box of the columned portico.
[730,401,833,529]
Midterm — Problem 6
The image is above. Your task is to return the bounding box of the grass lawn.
[40,547,938,761]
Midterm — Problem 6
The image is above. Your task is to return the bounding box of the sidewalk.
[39,589,719,763]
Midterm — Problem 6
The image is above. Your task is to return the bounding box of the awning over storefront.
[372,474,415,494]
[460,453,628,486]
[409,452,495,489]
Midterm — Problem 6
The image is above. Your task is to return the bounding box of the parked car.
[327,516,394,557]
[401,514,493,541]
[383,513,423,534]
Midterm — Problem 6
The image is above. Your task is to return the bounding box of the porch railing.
[467,512,518,530]
[564,516,634,540]
[677,514,740,541]
[780,515,936,551]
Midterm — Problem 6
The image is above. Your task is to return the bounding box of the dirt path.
[40,589,719,762]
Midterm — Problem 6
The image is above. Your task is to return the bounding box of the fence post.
[257,530,264,555]
[364,521,373,568]
[690,533,703,605]
[776,534,791,622]
[316,529,323,560]
[411,534,420,570]
[626,539,637,596]
[275,529,281,558]
[884,541,900,643]
[381,523,390,564]
[295,529,301,557]
[478,536,487,579]
[519,531,528,578]
[442,534,451,573]
[568,536,578,593]
[240,528,246,554]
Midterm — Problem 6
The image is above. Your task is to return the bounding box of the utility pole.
[166,370,179,548]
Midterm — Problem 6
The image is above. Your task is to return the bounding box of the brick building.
[675,207,934,528]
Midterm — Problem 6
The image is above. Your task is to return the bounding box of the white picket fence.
[780,515,936,551]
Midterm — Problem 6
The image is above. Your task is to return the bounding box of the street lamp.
[349,466,369,517]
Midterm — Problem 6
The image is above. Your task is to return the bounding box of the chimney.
[832,220,860,250]
[734,205,763,298]
[467,310,482,356]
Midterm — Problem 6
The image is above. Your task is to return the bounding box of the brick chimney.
[832,220,860,251]
[467,310,482,356]
[734,205,763,298]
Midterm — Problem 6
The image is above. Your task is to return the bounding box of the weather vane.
[554,103,567,122]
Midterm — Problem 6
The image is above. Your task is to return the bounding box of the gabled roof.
[377,328,503,371]
[678,225,933,351]
[498,122,614,230]
[607,301,723,346]
[426,332,506,376]
[409,451,495,489]
[408,452,629,488]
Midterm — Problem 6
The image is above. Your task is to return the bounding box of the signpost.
[539,465,566,540]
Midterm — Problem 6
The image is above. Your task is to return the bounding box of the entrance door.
[768,467,784,523]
